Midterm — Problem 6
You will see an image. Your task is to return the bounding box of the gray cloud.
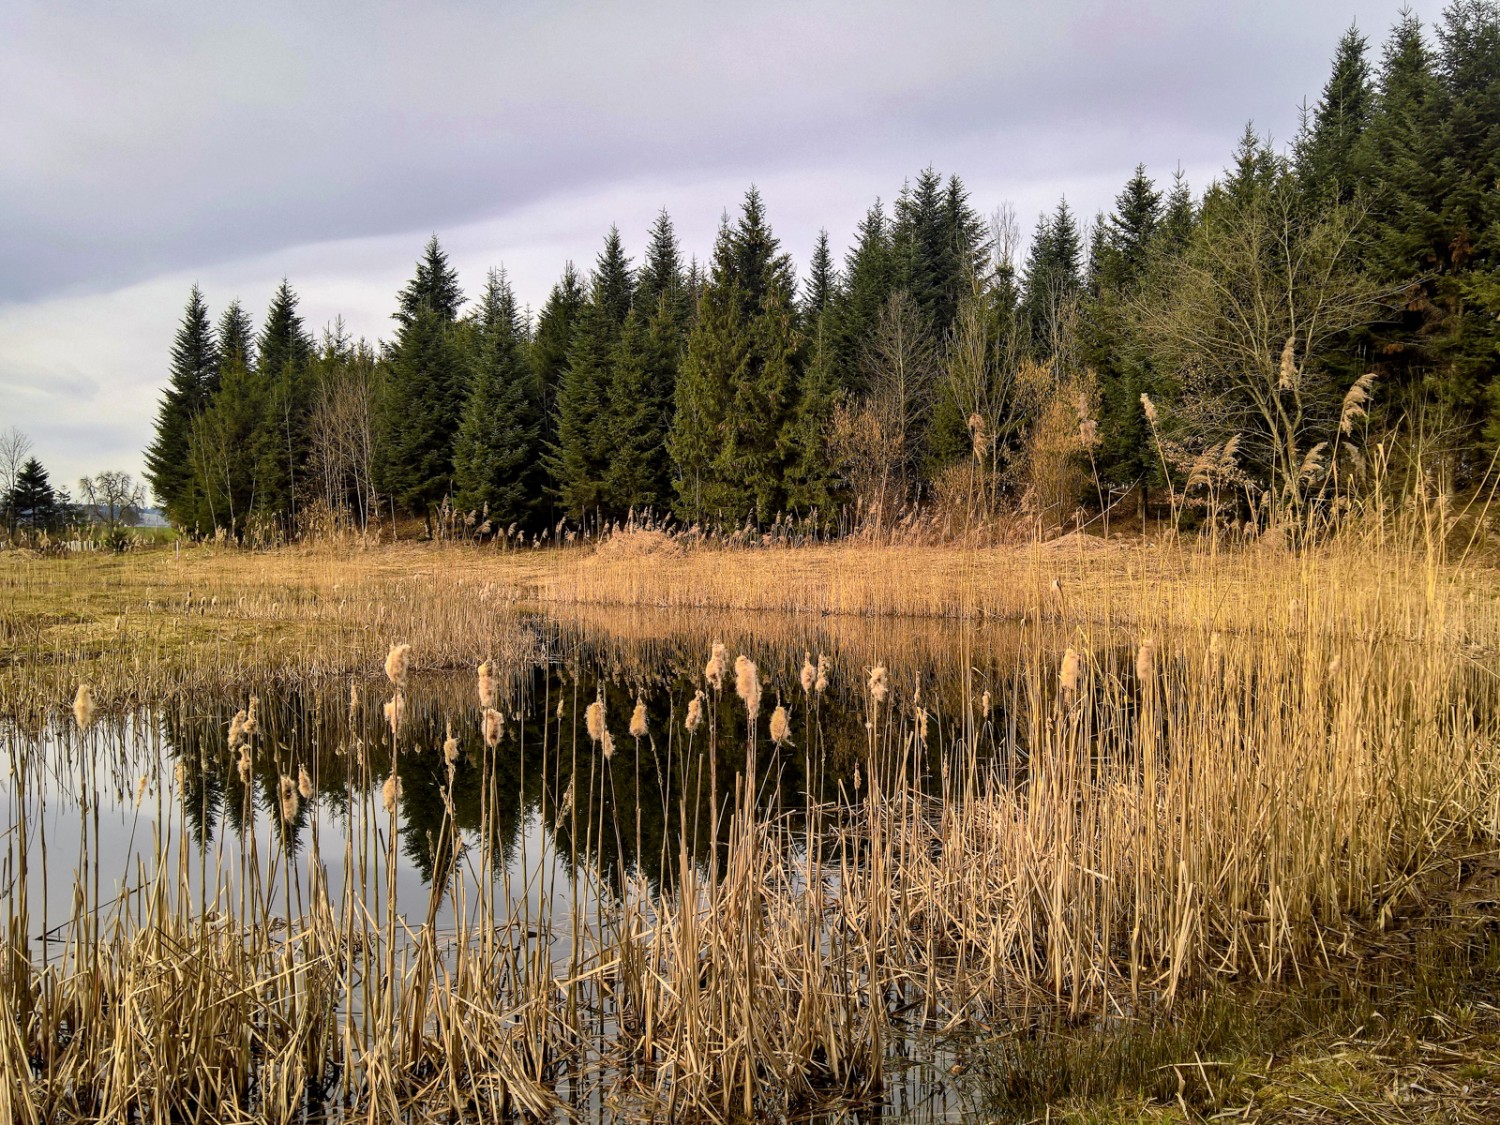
[0,0,1450,488]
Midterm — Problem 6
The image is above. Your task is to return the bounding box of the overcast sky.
[0,0,1449,493]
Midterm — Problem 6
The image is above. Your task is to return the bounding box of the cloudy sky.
[1,0,1447,493]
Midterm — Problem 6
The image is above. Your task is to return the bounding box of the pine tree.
[635,210,688,322]
[1157,168,1197,253]
[145,284,219,524]
[376,239,468,520]
[253,280,315,526]
[217,299,256,379]
[552,229,634,520]
[602,309,670,514]
[829,200,896,395]
[452,269,541,527]
[185,348,266,537]
[1296,25,1374,204]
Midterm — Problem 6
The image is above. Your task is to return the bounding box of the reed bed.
[0,530,1497,1121]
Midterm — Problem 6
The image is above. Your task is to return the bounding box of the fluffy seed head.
[585,698,606,744]
[630,698,648,740]
[382,773,402,814]
[981,689,992,717]
[734,655,761,720]
[915,707,929,741]
[237,755,253,785]
[72,684,95,729]
[1059,648,1082,695]
[385,643,411,687]
[279,776,299,822]
[1140,392,1159,426]
[685,691,705,734]
[444,722,461,764]
[383,692,405,736]
[242,697,259,736]
[1135,636,1156,683]
[705,642,729,691]
[297,763,313,800]
[1278,335,1297,390]
[815,654,830,694]
[769,704,791,745]
[482,707,504,749]
[478,661,497,709]
[228,709,247,750]
[800,652,816,695]
[868,665,889,705]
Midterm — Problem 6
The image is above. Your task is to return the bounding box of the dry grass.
[0,528,1497,1121]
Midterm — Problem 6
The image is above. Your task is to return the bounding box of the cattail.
[981,689,992,717]
[382,772,402,815]
[383,692,405,736]
[444,722,461,764]
[555,777,575,829]
[868,665,889,705]
[135,776,149,808]
[482,707,504,749]
[705,642,728,691]
[556,697,565,721]
[1059,648,1082,695]
[630,697,648,740]
[1135,636,1156,683]
[769,704,792,745]
[601,728,615,759]
[72,683,95,729]
[175,760,188,790]
[685,691,705,734]
[385,642,411,688]
[1278,335,1296,390]
[478,661,497,709]
[815,654,830,694]
[585,698,606,744]
[734,655,761,720]
[242,696,259,736]
[279,776,299,822]
[237,754,253,785]
[915,707,929,741]
[349,680,359,715]
[800,652,816,695]
[228,709,247,750]
[297,763,313,800]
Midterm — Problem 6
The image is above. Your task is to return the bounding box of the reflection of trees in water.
[155,625,1014,894]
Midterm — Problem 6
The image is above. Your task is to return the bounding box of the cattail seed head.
[685,691,705,734]
[868,665,889,705]
[444,722,461,764]
[769,704,791,745]
[1059,648,1082,695]
[630,697,648,740]
[228,709,247,750]
[815,654,830,694]
[382,773,402,815]
[482,707,504,749]
[242,696,259,736]
[385,643,411,687]
[1135,636,1156,683]
[279,776,300,822]
[383,692,405,737]
[478,661,497,709]
[1278,335,1297,390]
[915,707,929,741]
[800,652,816,695]
[585,697,607,744]
[349,680,359,715]
[237,755,253,785]
[981,689,992,717]
[734,655,761,720]
[297,763,312,800]
[1140,392,1158,426]
[705,642,729,692]
[72,683,95,729]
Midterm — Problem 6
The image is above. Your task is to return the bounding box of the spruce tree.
[551,229,634,521]
[532,263,586,466]
[1295,25,1374,204]
[253,280,315,526]
[217,299,256,379]
[1020,199,1083,353]
[145,284,219,524]
[376,239,468,520]
[804,229,837,319]
[185,346,266,537]
[452,269,541,527]
[829,200,896,395]
[602,309,670,514]
[5,458,63,533]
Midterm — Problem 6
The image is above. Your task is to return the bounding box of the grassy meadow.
[1,526,1498,1122]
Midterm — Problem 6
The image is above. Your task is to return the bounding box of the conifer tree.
[216,300,256,380]
[552,228,634,520]
[602,309,670,514]
[452,269,540,526]
[146,284,219,524]
[376,238,468,520]
[829,200,896,395]
[804,229,837,319]
[4,458,64,534]
[1021,199,1083,353]
[1295,25,1374,204]
[531,263,586,462]
[186,342,266,537]
[254,280,314,525]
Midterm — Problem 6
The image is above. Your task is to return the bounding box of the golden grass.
[0,530,1497,1120]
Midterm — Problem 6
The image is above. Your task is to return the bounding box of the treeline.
[146,4,1500,540]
